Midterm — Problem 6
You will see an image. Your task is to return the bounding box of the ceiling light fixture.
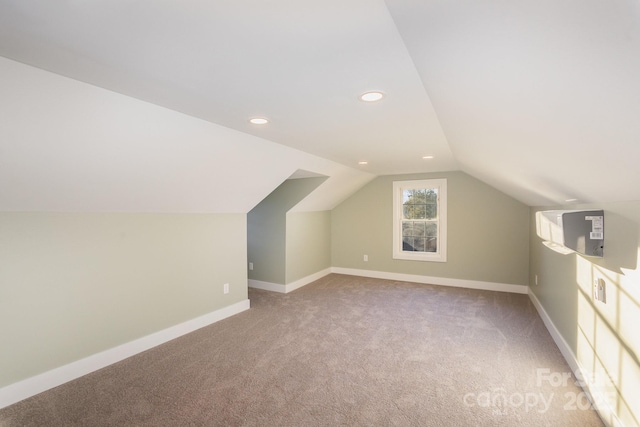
[249,117,269,125]
[422,155,434,159]
[359,91,384,102]
[565,198,578,202]
[358,161,368,165]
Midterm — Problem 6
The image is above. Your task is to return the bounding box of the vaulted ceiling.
[1,0,639,208]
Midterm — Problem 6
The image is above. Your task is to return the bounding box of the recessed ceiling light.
[565,198,578,202]
[359,91,384,102]
[422,155,434,159]
[249,117,269,125]
[358,161,368,165]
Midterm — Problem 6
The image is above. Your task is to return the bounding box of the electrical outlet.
[249,262,253,271]
[364,254,368,262]
[223,283,229,294]
[593,278,606,303]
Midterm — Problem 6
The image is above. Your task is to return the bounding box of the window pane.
[403,188,437,220]
[402,189,415,204]
[413,189,427,203]
[402,236,437,253]
[425,222,437,237]
[425,203,437,219]
[402,221,411,237]
[402,236,415,251]
[402,226,436,253]
[412,237,426,252]
[402,221,423,237]
[403,204,427,219]
[403,205,412,219]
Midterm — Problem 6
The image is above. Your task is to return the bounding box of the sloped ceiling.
[0,56,373,213]
[1,0,639,209]
[385,0,640,206]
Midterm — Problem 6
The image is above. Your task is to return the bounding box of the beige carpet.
[0,274,603,426]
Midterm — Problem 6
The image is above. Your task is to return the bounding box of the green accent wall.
[0,212,247,387]
[530,202,640,427]
[331,171,530,286]
[247,177,327,285]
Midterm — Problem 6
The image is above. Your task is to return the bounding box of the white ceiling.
[0,56,374,213]
[386,0,640,206]
[1,0,639,207]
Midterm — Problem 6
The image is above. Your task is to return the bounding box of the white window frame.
[392,178,447,262]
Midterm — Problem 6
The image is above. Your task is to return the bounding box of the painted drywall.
[247,177,327,285]
[331,171,529,286]
[0,56,374,213]
[0,212,247,387]
[286,211,331,284]
[530,202,640,427]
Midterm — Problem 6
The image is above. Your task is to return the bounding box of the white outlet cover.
[593,278,606,303]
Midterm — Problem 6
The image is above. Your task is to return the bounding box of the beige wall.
[0,212,247,387]
[530,202,640,427]
[331,171,530,286]
[286,211,331,284]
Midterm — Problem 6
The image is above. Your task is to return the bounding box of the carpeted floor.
[0,274,604,426]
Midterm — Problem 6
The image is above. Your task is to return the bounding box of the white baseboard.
[0,299,250,410]
[528,290,621,427]
[248,279,286,293]
[286,268,332,292]
[249,268,332,294]
[331,267,528,294]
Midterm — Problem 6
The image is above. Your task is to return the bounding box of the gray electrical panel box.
[536,210,604,257]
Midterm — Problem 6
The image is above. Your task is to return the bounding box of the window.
[392,179,447,262]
